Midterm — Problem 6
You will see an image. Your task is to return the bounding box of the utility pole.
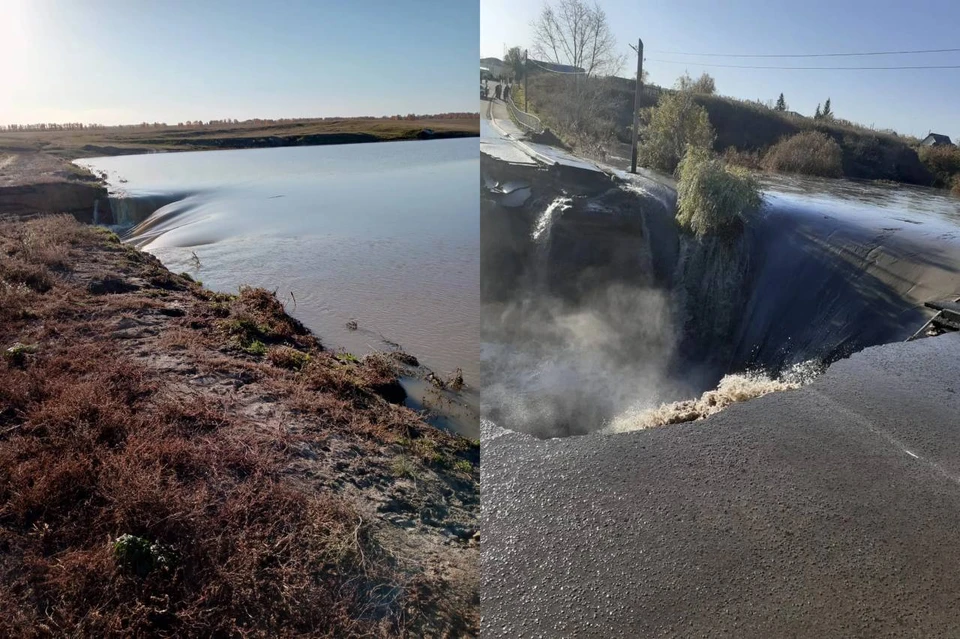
[630,38,644,174]
[524,49,529,112]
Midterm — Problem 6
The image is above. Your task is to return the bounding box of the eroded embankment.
[0,214,478,637]
[0,181,106,222]
[481,154,960,438]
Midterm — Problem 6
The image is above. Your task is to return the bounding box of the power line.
[647,47,960,59]
[649,58,960,70]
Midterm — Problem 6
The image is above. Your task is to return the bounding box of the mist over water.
[78,140,480,389]
[481,162,960,439]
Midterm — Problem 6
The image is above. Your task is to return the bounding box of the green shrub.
[675,71,716,95]
[453,459,474,474]
[676,146,763,237]
[918,144,960,188]
[762,131,843,177]
[267,346,311,370]
[243,339,267,356]
[113,534,175,577]
[639,92,715,173]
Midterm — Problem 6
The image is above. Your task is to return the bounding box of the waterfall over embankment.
[481,160,960,438]
[105,192,191,228]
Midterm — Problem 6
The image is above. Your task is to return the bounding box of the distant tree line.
[0,113,478,132]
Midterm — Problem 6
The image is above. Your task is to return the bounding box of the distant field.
[0,116,480,159]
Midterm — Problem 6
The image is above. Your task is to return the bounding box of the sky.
[481,0,960,140]
[0,0,478,126]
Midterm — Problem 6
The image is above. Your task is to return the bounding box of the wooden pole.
[524,49,529,112]
[630,38,644,174]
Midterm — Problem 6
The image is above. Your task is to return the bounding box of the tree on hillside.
[504,46,525,80]
[531,0,626,76]
[775,93,787,111]
[692,73,716,95]
[638,91,716,173]
[676,72,716,95]
[822,98,833,120]
[814,103,822,120]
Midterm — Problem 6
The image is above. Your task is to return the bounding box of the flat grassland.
[0,116,480,159]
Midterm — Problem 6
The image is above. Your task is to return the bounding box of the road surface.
[483,332,960,637]
[480,97,605,175]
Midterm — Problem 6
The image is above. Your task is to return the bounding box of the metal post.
[630,38,644,174]
[524,49,529,112]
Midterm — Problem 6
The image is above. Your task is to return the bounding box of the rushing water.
[482,157,960,438]
[78,139,479,404]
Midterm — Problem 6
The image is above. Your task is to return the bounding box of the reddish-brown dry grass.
[0,215,474,637]
[0,341,404,637]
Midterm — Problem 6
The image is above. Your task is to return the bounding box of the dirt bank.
[0,213,478,636]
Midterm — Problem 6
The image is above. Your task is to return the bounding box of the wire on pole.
[646,46,960,59]
[648,59,960,70]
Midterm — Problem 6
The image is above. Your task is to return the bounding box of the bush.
[268,345,312,370]
[525,75,625,152]
[676,145,763,237]
[639,92,716,173]
[918,144,960,188]
[762,131,843,177]
[723,146,762,170]
[676,72,716,95]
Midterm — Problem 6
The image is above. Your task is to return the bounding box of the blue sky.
[0,0,478,125]
[482,0,960,140]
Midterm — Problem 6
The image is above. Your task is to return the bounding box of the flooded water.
[482,155,960,438]
[78,139,479,396]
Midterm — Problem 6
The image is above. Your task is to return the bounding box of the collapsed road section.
[481,105,960,635]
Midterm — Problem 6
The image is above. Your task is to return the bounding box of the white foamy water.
[606,360,824,433]
[531,196,572,241]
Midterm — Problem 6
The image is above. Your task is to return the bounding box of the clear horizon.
[0,0,478,126]
[481,0,960,141]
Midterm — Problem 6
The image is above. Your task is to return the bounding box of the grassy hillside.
[525,75,936,186]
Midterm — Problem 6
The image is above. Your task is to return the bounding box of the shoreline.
[0,205,478,634]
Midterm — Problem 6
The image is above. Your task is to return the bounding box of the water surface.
[78,139,479,398]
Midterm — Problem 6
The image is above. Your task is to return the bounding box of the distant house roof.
[921,133,953,146]
[480,57,503,65]
[528,59,585,74]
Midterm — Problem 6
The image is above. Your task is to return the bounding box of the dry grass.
[723,146,763,171]
[0,117,480,159]
[0,214,477,637]
[918,144,960,189]
[0,343,398,637]
[762,131,844,178]
[525,76,934,185]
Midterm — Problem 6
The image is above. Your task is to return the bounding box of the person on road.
[503,84,510,102]
[495,84,502,100]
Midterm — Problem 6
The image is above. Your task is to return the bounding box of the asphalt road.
[482,332,960,638]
